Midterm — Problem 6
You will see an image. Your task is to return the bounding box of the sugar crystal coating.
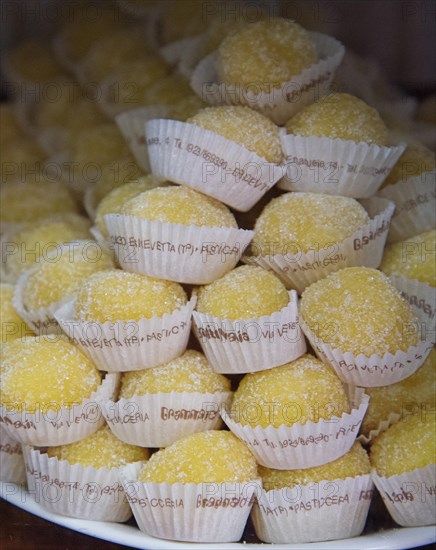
[92,156,143,207]
[380,229,436,286]
[138,430,258,484]
[0,180,78,224]
[286,93,389,145]
[121,186,238,228]
[119,350,230,397]
[252,192,369,255]
[370,412,435,477]
[0,283,34,342]
[75,270,187,323]
[21,240,114,311]
[381,144,435,187]
[300,267,420,356]
[166,95,206,121]
[188,105,282,163]
[0,337,102,413]
[47,425,149,469]
[260,442,370,489]
[196,265,290,320]
[218,18,317,91]
[95,176,167,238]
[361,349,436,436]
[231,354,349,429]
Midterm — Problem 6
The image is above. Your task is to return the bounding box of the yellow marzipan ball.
[0,284,34,343]
[92,156,144,207]
[231,354,349,429]
[138,430,258,483]
[7,40,62,82]
[143,74,193,106]
[381,144,435,188]
[70,123,130,168]
[196,265,290,320]
[47,425,149,469]
[188,105,282,163]
[119,350,230,397]
[167,95,206,121]
[286,93,389,145]
[75,270,187,323]
[0,337,102,413]
[300,267,420,356]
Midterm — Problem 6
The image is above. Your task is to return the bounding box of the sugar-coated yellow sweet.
[0,284,34,343]
[252,192,369,255]
[0,337,102,413]
[5,214,91,279]
[92,156,144,207]
[218,18,316,92]
[120,350,230,397]
[166,95,206,121]
[7,40,62,82]
[75,270,187,323]
[286,93,389,145]
[143,74,193,106]
[380,230,436,286]
[95,176,166,238]
[370,412,435,477]
[260,442,370,489]
[361,349,436,436]
[63,97,107,139]
[138,430,258,483]
[188,106,282,163]
[231,354,350,429]
[196,265,290,320]
[33,80,79,129]
[300,267,420,356]
[21,240,114,311]
[203,19,259,57]
[105,58,169,108]
[79,27,151,83]
[70,123,130,168]
[381,144,435,188]
[0,180,78,224]
[121,186,238,228]
[0,104,24,146]
[1,137,45,183]
[47,425,149,469]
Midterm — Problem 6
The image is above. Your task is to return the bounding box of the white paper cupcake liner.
[192,290,307,374]
[0,426,26,484]
[160,35,203,67]
[55,297,196,372]
[279,131,406,198]
[105,213,253,284]
[372,464,436,527]
[0,374,119,447]
[252,474,373,543]
[222,387,369,470]
[178,34,208,79]
[301,274,435,388]
[358,411,402,446]
[24,447,140,522]
[115,106,171,172]
[190,32,345,125]
[243,196,395,294]
[89,225,115,255]
[100,391,232,447]
[145,119,283,211]
[377,174,436,244]
[120,462,261,542]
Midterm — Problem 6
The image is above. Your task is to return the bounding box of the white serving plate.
[1,483,435,549]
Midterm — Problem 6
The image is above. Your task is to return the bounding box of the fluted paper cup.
[55,296,195,372]
[191,32,345,125]
[192,290,307,374]
[0,374,119,447]
[372,464,436,527]
[105,213,253,284]
[0,426,26,484]
[120,462,261,542]
[252,474,373,543]
[377,174,436,244]
[279,130,405,197]
[100,391,232,447]
[300,275,435,387]
[178,34,208,79]
[24,446,143,522]
[243,197,395,294]
[145,119,283,211]
[222,387,369,470]
[116,106,170,172]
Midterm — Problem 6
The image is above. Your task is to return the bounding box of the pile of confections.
[1,0,435,545]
